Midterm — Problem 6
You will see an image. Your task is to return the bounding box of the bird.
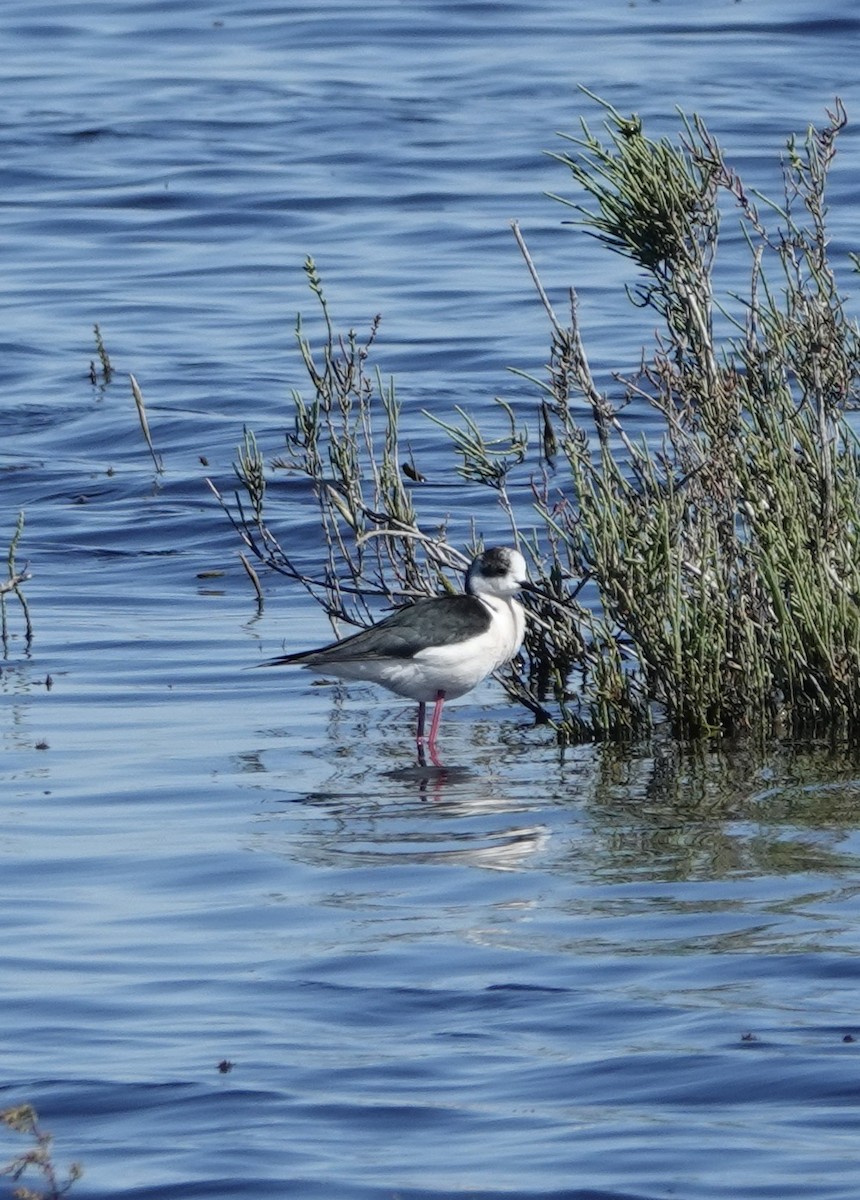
[256,546,534,766]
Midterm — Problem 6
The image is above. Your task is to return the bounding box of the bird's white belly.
[387,637,503,700]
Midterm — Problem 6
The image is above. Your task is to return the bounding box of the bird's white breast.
[383,594,525,701]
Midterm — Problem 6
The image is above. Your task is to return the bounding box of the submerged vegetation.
[218,96,860,744]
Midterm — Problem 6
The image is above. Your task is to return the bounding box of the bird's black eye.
[478,548,510,577]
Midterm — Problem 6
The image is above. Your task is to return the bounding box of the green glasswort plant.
[220,98,860,744]
[535,94,860,738]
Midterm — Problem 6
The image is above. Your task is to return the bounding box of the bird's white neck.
[476,593,526,667]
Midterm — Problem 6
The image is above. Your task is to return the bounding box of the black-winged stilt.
[257,546,534,766]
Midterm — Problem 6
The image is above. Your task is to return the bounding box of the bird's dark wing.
[257,594,491,667]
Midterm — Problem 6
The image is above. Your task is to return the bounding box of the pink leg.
[426,690,446,767]
[416,701,427,762]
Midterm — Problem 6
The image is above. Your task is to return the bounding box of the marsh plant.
[0,1105,82,1199]
[209,257,470,627]
[221,97,860,743]
[1,511,32,654]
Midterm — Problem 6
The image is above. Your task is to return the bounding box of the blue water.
[3,2,860,1197]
